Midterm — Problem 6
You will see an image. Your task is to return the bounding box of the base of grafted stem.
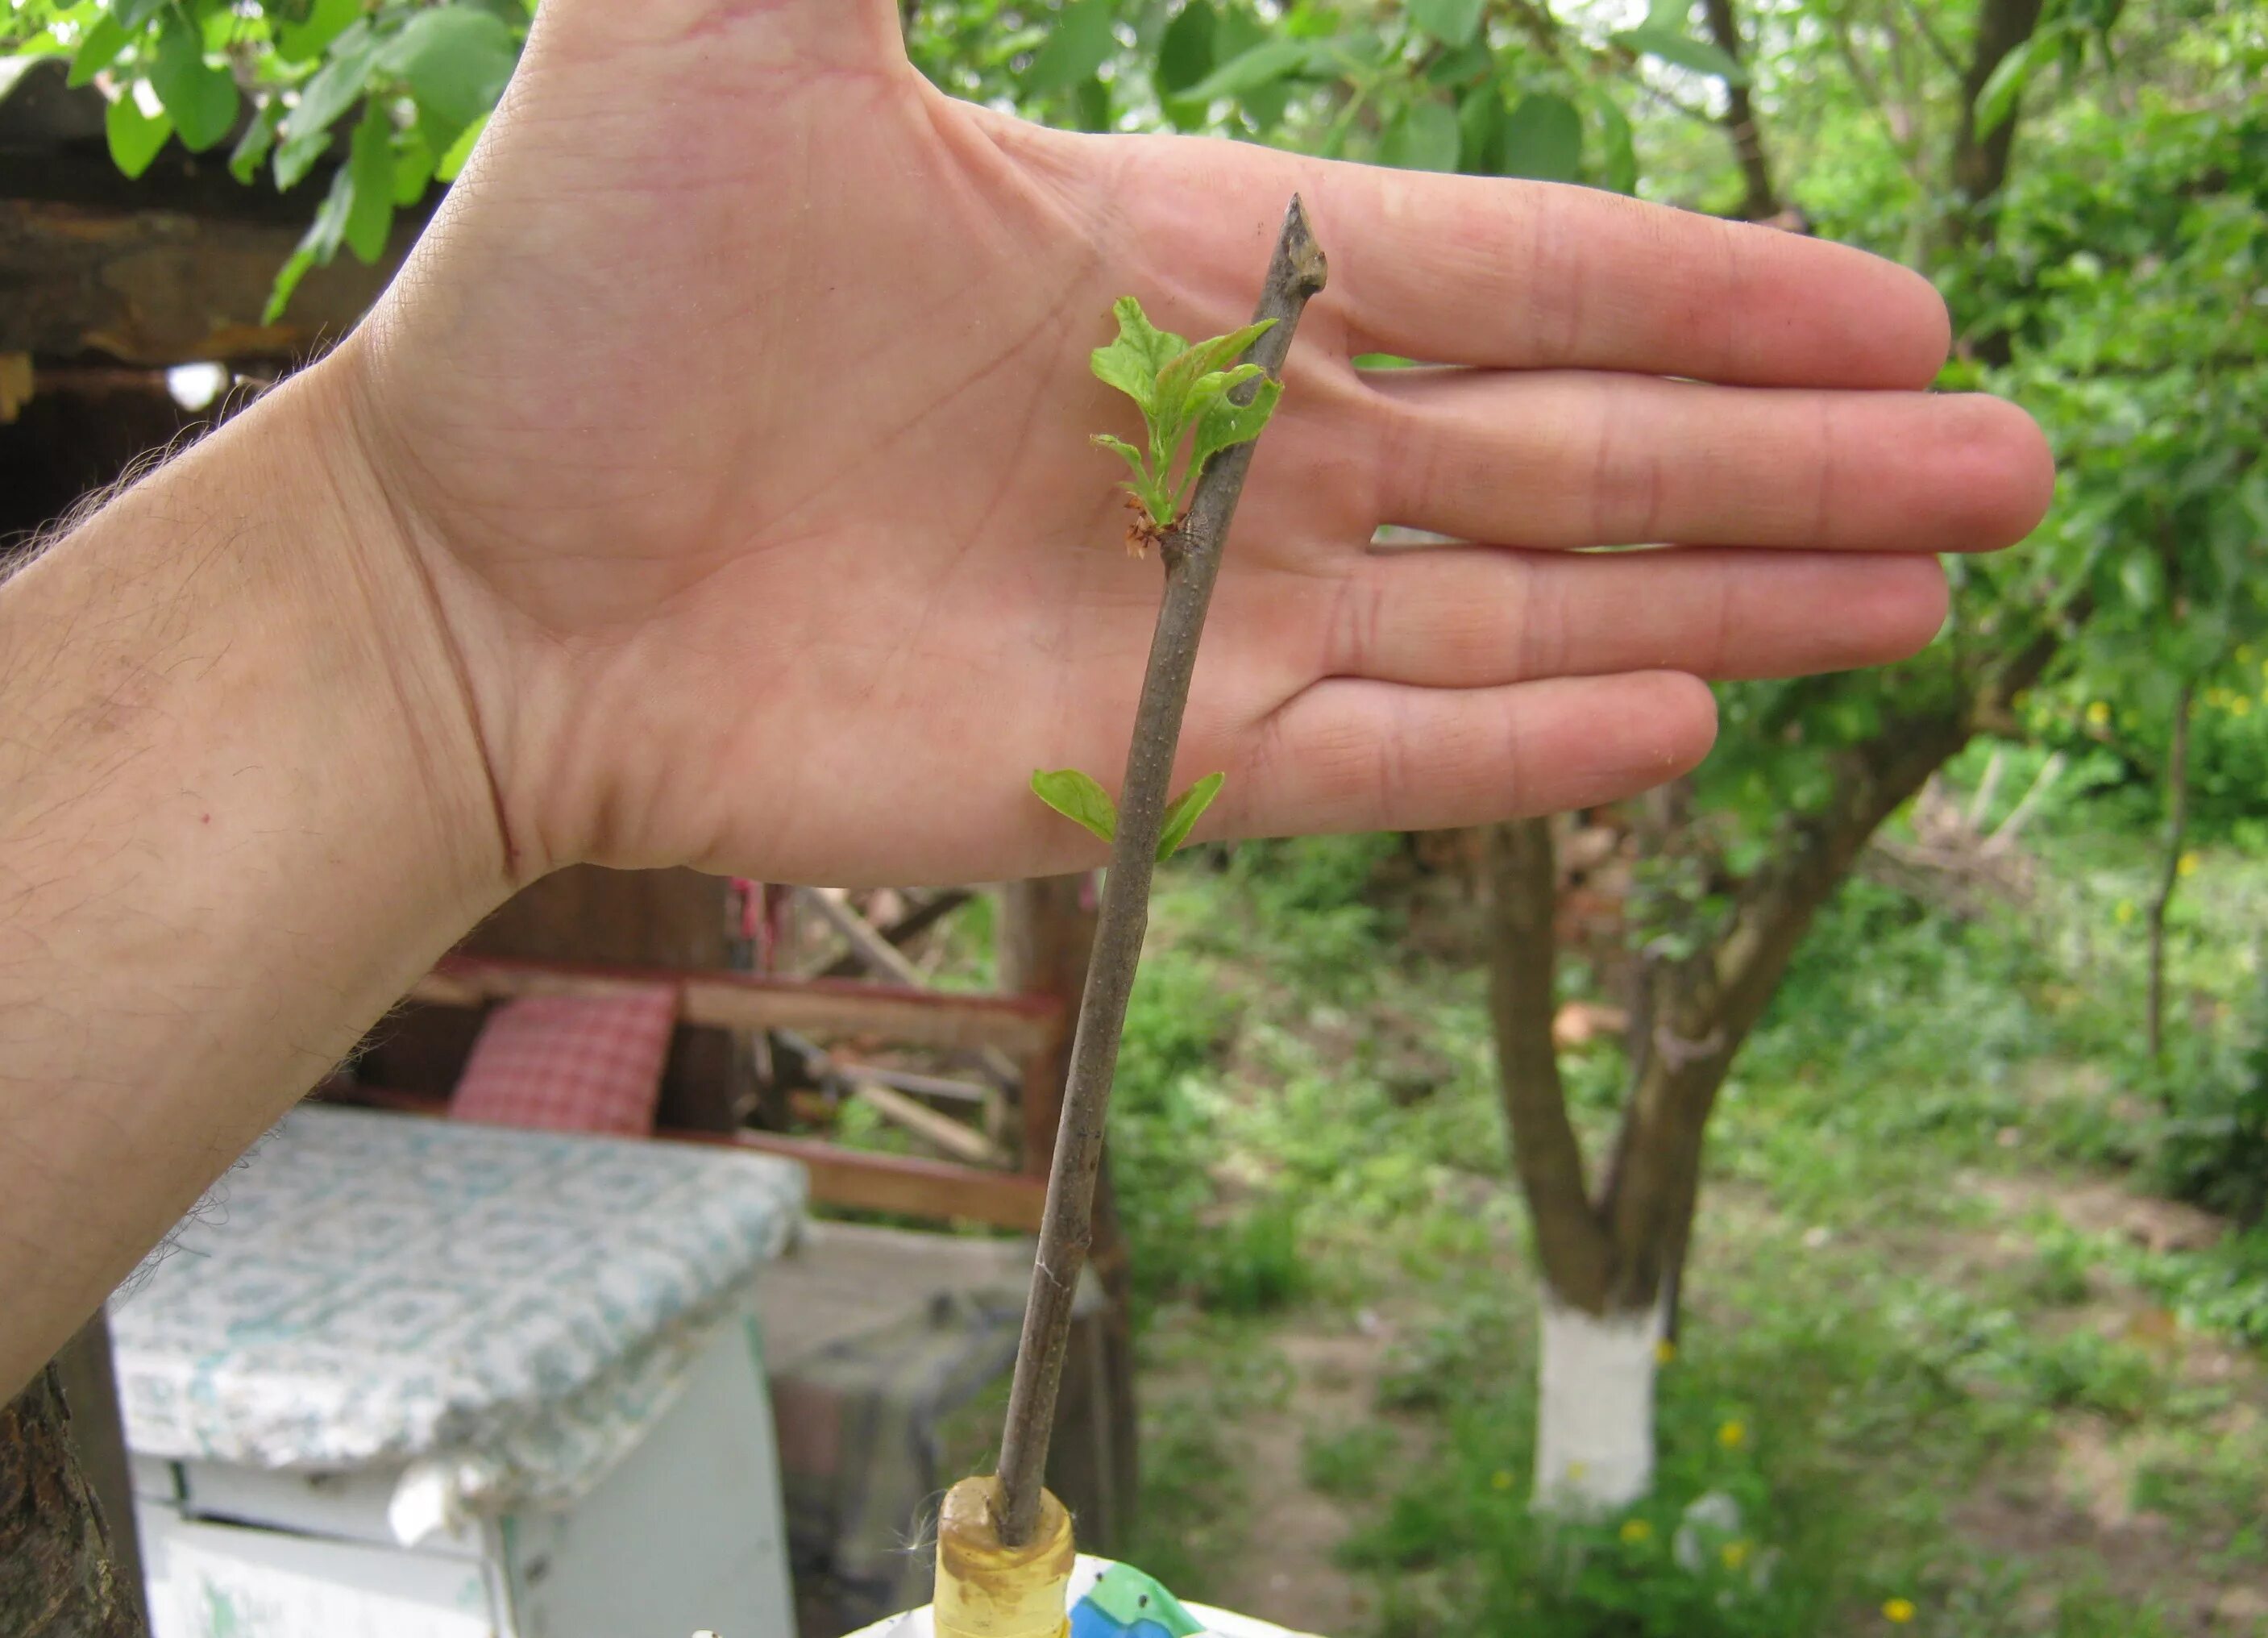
[934,1477,1075,1638]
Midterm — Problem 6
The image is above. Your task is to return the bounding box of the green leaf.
[264,155,355,322]
[1073,73,1112,132]
[151,11,239,154]
[1180,318,1274,377]
[2117,547,2162,610]
[1153,322,1273,418]
[1409,0,1486,47]
[1032,768,1119,845]
[1239,76,1293,130]
[1593,92,1637,193]
[1155,0,1216,96]
[276,23,379,186]
[1022,0,1118,95]
[1091,431,1149,480]
[1427,40,1494,85]
[66,14,130,89]
[1500,93,1582,182]
[391,131,437,206]
[1178,38,1312,102]
[105,88,172,180]
[380,5,517,137]
[1156,773,1226,862]
[434,111,487,182]
[1177,363,1265,434]
[343,102,393,264]
[1456,81,1503,173]
[1187,374,1283,480]
[263,246,317,326]
[276,0,363,65]
[1379,98,1460,172]
[228,101,281,184]
[1614,25,1751,85]
[1975,32,2050,136]
[1090,295,1188,417]
[1645,0,1692,31]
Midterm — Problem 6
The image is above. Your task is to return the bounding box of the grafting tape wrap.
[933,1477,1075,1638]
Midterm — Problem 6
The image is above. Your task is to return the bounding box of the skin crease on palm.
[340,0,2054,892]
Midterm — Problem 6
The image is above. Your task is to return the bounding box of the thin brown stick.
[991,198,1327,1546]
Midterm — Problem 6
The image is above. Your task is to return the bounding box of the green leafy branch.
[1088,295,1285,534]
[1025,293,1287,861]
[10,0,525,320]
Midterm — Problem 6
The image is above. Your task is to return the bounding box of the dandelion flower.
[1721,1540,1751,1570]
[2179,852,2199,877]
[1717,1420,1747,1450]
[1883,1597,1917,1623]
[1620,1518,1652,1544]
[2085,701,2110,726]
[1655,1339,1677,1366]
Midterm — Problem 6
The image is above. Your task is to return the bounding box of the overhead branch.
[991,199,1328,1549]
[1947,0,2050,243]
[1701,0,1782,218]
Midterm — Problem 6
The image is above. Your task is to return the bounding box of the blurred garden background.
[5,0,2263,1632]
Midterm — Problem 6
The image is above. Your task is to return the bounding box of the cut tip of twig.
[1278,194,1329,298]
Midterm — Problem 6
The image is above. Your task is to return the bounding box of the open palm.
[345,0,2051,888]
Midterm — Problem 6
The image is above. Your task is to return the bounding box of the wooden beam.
[829,1061,989,1104]
[802,888,1024,1086]
[0,194,413,367]
[801,887,927,987]
[848,1079,1002,1167]
[814,888,972,979]
[409,953,1061,1057]
[343,1088,1047,1232]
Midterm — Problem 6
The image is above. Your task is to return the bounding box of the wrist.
[279,347,520,911]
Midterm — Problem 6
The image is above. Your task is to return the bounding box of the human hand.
[337,0,2052,888]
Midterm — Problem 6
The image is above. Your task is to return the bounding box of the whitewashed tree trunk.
[1531,1294,1664,1515]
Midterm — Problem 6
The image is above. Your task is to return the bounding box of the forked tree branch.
[991,198,1328,1547]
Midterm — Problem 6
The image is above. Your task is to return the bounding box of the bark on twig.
[991,198,1328,1547]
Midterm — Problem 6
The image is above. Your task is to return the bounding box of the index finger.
[1149,138,1954,390]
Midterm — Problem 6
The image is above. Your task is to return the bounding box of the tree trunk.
[1,1364,145,1638]
[2146,684,2193,1062]
[1486,709,2007,1513]
[1482,818,1614,1309]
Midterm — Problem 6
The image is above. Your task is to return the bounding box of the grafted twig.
[990,197,1328,1546]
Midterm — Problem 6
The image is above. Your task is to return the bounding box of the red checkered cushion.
[450,987,679,1137]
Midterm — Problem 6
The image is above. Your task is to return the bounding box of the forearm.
[0,357,508,1396]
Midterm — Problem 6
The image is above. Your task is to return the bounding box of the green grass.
[1103,819,2268,1637]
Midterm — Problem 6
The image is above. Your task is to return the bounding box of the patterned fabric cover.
[843,1557,1322,1638]
[109,1104,806,1509]
[449,985,679,1135]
